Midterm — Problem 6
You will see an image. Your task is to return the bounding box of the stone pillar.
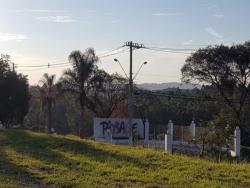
[0,121,3,130]
[168,120,173,136]
[144,120,149,146]
[190,121,196,140]
[165,120,173,154]
[234,126,241,157]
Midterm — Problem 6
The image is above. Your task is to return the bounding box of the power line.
[97,46,124,57]
[17,49,129,72]
[146,46,196,51]
[18,62,69,68]
[137,90,250,104]
[144,47,192,54]
[18,64,71,72]
[135,73,180,78]
[15,43,200,72]
[99,48,129,58]
[15,47,128,69]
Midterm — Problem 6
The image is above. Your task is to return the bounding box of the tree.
[181,42,250,132]
[39,73,57,133]
[86,71,127,118]
[0,54,29,127]
[60,48,98,138]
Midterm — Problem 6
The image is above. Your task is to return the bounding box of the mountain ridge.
[137,82,201,90]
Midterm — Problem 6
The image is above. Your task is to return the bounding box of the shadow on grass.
[0,146,50,187]
[3,130,153,171]
[0,130,87,187]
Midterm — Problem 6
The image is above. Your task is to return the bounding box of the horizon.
[1,0,250,85]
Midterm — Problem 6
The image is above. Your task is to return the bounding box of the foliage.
[135,88,220,137]
[60,48,98,138]
[38,73,57,132]
[1,130,250,188]
[0,55,29,127]
[86,71,128,118]
[181,42,250,132]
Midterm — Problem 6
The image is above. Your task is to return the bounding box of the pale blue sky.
[0,0,250,84]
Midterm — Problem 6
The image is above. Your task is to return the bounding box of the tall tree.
[181,42,250,132]
[39,73,56,133]
[60,48,98,138]
[0,54,29,127]
[86,71,127,118]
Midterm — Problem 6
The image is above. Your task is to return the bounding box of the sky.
[0,0,250,85]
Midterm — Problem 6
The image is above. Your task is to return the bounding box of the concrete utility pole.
[124,41,145,145]
[12,63,15,72]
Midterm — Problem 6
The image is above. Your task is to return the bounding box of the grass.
[0,130,250,188]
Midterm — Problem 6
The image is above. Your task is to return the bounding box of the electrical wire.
[137,90,250,104]
[15,44,196,69]
[97,46,124,57]
[14,43,202,74]
[18,64,71,72]
[144,47,192,55]
[146,46,196,51]
[18,62,69,68]
[99,48,129,58]
[16,47,127,69]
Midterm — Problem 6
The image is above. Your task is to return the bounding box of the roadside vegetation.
[1,130,250,188]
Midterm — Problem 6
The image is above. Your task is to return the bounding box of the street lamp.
[114,58,148,145]
[133,61,147,80]
[114,59,148,81]
[114,58,129,79]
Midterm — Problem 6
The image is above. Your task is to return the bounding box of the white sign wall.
[93,118,146,139]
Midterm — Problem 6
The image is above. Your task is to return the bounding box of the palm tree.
[61,48,98,138]
[39,73,56,133]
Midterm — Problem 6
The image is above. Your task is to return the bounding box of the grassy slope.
[0,130,250,188]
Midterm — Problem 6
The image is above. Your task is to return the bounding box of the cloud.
[205,27,222,38]
[201,3,218,9]
[30,9,50,13]
[36,16,77,23]
[152,12,183,16]
[182,40,193,46]
[0,32,28,42]
[87,10,97,13]
[214,14,224,19]
[15,9,64,13]
[104,20,120,24]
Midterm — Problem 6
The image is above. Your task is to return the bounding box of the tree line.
[1,42,250,147]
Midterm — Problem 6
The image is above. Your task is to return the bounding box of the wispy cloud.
[152,12,183,16]
[87,10,97,13]
[30,9,50,13]
[36,16,77,23]
[214,14,224,19]
[182,40,193,46]
[201,3,218,9]
[205,27,222,38]
[15,9,64,13]
[104,20,120,24]
[0,32,27,42]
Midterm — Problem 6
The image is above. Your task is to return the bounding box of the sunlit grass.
[0,129,250,187]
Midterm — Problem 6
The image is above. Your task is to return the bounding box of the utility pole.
[124,41,145,145]
[12,63,15,72]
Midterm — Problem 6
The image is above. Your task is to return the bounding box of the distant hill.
[137,82,202,91]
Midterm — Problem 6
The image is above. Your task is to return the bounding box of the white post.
[0,121,3,130]
[165,120,173,154]
[168,120,173,136]
[144,120,149,146]
[190,121,196,140]
[234,126,241,157]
